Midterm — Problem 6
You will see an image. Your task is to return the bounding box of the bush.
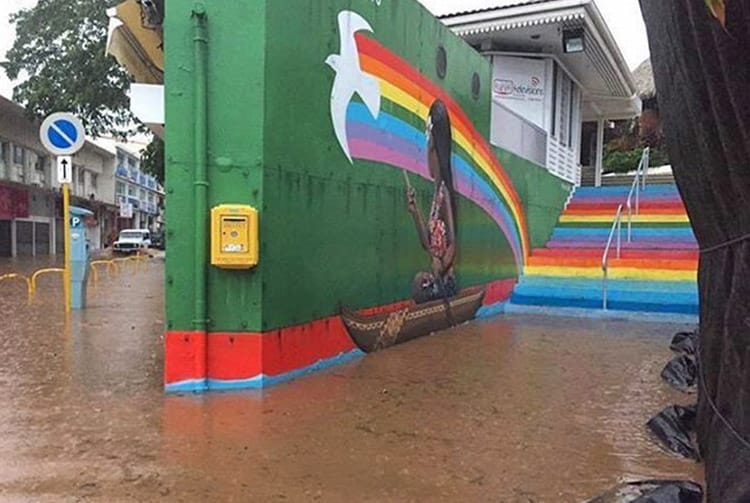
[603,147,669,174]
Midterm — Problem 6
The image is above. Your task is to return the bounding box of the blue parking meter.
[69,206,93,310]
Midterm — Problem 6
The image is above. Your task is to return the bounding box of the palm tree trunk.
[639,1,750,501]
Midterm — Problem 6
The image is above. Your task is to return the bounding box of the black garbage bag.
[669,331,697,356]
[661,355,697,393]
[646,405,699,460]
[586,480,703,503]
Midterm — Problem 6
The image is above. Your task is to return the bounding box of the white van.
[113,229,151,254]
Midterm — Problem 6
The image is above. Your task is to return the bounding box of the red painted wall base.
[164,279,516,392]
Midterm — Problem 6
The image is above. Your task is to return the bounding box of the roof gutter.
[441,0,589,28]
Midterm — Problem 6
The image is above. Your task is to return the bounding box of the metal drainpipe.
[192,4,209,344]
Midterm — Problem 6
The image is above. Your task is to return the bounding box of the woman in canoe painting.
[406,99,458,304]
[341,99,485,353]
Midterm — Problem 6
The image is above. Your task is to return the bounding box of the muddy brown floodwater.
[0,258,703,502]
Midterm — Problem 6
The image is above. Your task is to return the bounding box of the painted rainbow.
[347,33,530,270]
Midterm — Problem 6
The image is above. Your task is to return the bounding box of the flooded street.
[0,258,701,502]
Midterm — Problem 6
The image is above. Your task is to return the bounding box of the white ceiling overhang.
[441,0,641,120]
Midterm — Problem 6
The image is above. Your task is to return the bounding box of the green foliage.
[3,0,135,137]
[140,137,164,183]
[603,147,670,174]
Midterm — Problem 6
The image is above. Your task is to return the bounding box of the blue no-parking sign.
[39,112,85,157]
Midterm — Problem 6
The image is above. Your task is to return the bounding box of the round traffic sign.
[39,112,86,156]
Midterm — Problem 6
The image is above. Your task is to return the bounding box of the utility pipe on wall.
[192,4,209,370]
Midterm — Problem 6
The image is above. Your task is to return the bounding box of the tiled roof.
[632,58,655,97]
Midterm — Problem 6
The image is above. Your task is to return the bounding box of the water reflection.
[0,257,702,502]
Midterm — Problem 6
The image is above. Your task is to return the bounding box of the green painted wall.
[497,149,573,248]
[165,1,267,333]
[164,0,571,334]
[259,1,513,330]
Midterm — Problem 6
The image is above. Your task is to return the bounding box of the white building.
[438,0,641,186]
[0,96,119,257]
[113,144,163,233]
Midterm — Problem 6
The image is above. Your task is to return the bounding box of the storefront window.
[550,61,580,152]
[13,145,24,165]
[34,154,45,173]
[29,152,45,185]
[551,65,558,137]
[0,141,8,178]
[74,166,85,194]
[558,71,571,147]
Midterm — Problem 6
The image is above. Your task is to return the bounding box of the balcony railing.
[547,136,581,186]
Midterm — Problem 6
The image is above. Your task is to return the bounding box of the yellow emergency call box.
[210,204,259,269]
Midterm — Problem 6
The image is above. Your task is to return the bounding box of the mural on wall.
[327,10,529,353]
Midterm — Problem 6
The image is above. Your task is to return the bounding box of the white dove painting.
[325,10,382,163]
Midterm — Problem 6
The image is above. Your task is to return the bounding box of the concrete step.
[556,223,692,232]
[558,214,690,225]
[526,255,697,270]
[573,185,680,197]
[564,203,688,214]
[524,264,696,282]
[580,169,676,187]
[567,196,685,208]
[510,292,698,315]
[516,275,697,293]
[512,283,698,305]
[510,276,698,315]
[530,248,699,261]
[545,240,699,250]
[601,174,676,186]
[550,227,696,241]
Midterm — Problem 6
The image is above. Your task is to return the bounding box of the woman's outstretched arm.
[407,186,429,251]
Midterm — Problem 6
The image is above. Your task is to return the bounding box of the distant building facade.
[0,96,118,256]
[0,95,55,257]
[114,145,164,234]
[0,95,163,257]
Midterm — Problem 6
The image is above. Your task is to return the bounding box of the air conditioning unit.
[32,172,45,186]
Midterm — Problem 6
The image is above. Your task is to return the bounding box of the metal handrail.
[601,148,651,310]
[602,204,624,310]
[625,147,651,242]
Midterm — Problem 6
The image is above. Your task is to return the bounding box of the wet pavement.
[0,258,702,502]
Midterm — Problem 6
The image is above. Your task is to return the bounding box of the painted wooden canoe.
[341,288,485,353]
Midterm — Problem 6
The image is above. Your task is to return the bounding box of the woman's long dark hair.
[429,100,457,227]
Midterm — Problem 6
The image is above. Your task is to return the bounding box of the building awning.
[106,0,163,84]
[106,0,165,137]
[440,0,641,121]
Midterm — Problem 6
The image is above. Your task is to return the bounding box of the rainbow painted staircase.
[510,182,699,316]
